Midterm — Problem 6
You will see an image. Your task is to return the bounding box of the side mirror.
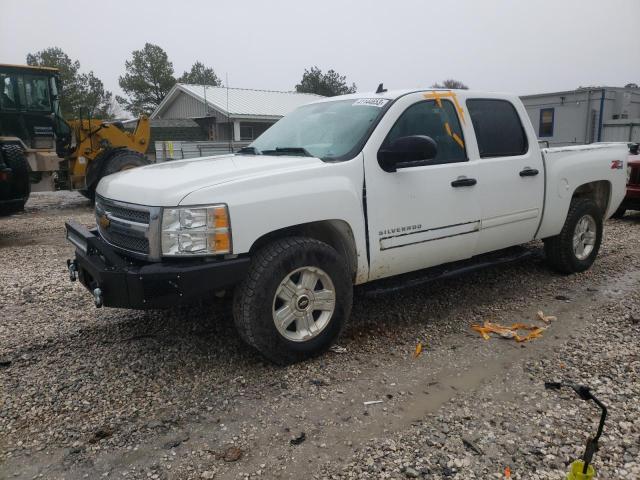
[378,135,438,172]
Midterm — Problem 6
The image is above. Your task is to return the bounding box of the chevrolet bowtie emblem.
[98,214,110,229]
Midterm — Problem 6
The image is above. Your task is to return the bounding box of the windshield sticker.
[352,98,389,107]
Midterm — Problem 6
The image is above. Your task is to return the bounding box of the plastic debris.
[363,400,383,406]
[413,342,423,358]
[290,432,306,446]
[504,466,511,479]
[329,345,347,354]
[537,310,557,324]
[471,321,546,342]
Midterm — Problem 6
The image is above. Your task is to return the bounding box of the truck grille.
[103,229,150,253]
[95,196,153,256]
[102,204,150,224]
[630,165,640,186]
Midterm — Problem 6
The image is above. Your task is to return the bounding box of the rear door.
[363,92,482,280]
[466,98,544,254]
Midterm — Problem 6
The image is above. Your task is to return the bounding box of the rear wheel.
[233,237,352,364]
[544,198,603,274]
[0,144,30,214]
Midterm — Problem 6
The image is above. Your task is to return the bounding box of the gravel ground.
[0,192,638,480]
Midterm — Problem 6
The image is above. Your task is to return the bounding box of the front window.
[249,99,388,161]
[23,75,52,111]
[381,100,467,164]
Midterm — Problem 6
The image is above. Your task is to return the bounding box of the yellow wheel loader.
[0,63,150,213]
[66,115,150,200]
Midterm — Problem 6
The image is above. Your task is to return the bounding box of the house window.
[240,125,254,141]
[539,108,554,137]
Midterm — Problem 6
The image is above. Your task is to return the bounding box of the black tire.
[0,145,30,213]
[85,149,149,200]
[544,198,603,274]
[79,188,95,202]
[233,237,353,365]
[101,149,149,177]
[611,205,626,219]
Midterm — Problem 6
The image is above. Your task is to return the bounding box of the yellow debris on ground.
[471,321,546,342]
[537,310,557,324]
[472,310,558,342]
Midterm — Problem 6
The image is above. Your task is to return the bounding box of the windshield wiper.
[261,147,312,157]
[237,146,260,155]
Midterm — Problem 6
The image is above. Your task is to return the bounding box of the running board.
[360,246,542,296]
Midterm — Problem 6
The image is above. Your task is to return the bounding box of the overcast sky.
[2,0,639,100]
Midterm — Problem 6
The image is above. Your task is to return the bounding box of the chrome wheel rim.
[272,266,336,342]
[573,214,597,261]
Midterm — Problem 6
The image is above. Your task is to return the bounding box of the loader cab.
[0,64,70,155]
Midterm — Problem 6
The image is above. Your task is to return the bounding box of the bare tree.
[431,79,469,90]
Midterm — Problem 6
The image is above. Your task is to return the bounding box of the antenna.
[376,83,387,94]
[226,73,231,152]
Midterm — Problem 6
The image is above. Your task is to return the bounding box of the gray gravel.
[0,192,639,480]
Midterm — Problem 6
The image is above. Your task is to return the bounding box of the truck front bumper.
[65,220,250,309]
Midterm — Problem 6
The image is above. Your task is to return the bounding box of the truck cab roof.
[308,88,520,105]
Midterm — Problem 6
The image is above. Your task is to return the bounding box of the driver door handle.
[519,168,539,177]
[451,177,477,188]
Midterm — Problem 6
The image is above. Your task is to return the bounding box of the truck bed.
[536,143,628,239]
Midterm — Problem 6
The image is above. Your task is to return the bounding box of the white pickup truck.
[66,88,628,364]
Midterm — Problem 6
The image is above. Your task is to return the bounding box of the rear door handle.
[519,168,539,177]
[451,177,477,187]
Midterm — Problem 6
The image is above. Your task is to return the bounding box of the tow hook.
[93,288,104,308]
[67,259,78,282]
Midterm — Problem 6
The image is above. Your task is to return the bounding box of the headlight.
[161,205,231,256]
[627,165,632,184]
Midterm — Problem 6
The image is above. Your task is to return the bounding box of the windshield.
[0,73,52,112]
[248,99,389,161]
[23,75,52,111]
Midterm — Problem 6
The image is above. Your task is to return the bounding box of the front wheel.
[233,237,353,364]
[0,145,31,214]
[544,198,603,274]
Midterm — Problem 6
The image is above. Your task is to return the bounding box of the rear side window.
[466,99,528,158]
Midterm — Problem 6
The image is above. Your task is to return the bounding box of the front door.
[363,93,482,280]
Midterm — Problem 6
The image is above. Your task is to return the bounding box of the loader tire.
[101,149,149,177]
[0,144,30,214]
[544,198,602,274]
[233,237,352,365]
[87,149,149,200]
